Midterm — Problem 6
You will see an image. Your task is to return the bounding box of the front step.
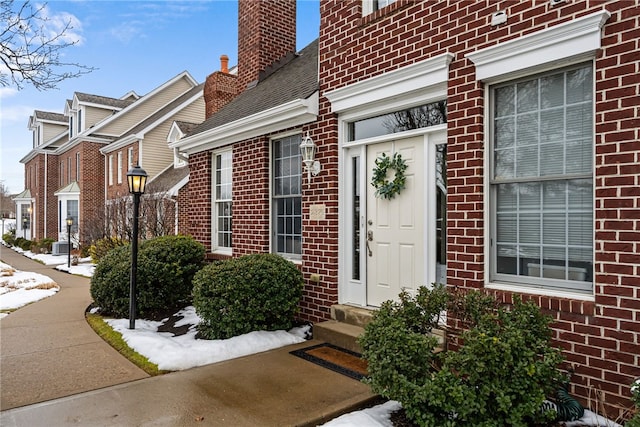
[313,320,365,354]
[314,305,375,354]
[314,304,447,355]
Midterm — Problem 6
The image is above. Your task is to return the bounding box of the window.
[108,155,113,186]
[59,163,64,187]
[363,0,397,15]
[213,151,232,251]
[76,152,80,181]
[128,147,134,170]
[490,63,593,293]
[61,200,78,232]
[272,134,302,258]
[117,152,123,184]
[77,110,82,134]
[67,157,71,183]
[348,101,447,141]
[69,116,74,138]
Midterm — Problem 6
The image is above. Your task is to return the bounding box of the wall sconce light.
[300,132,321,180]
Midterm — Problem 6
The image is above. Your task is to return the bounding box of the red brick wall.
[187,151,213,251]
[177,183,189,236]
[23,153,60,240]
[237,0,297,92]
[231,137,270,255]
[78,141,106,246]
[318,0,639,417]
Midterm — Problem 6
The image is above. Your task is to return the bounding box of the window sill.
[486,281,595,302]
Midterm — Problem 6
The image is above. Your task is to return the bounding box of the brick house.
[18,71,204,248]
[176,0,638,416]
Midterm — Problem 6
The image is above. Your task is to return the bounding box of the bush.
[360,286,565,427]
[31,237,55,254]
[89,236,128,263]
[2,230,16,246]
[15,237,33,251]
[627,379,640,427]
[90,235,206,317]
[193,253,303,340]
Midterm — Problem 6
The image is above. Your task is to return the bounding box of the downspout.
[174,148,189,164]
[174,198,179,235]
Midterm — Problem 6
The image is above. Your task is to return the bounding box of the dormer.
[65,92,136,139]
[167,121,197,168]
[28,110,67,149]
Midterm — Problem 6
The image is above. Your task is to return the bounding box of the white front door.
[365,137,424,306]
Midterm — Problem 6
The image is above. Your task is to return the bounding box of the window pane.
[540,73,564,108]
[214,151,232,249]
[349,101,446,141]
[272,135,302,256]
[517,79,538,112]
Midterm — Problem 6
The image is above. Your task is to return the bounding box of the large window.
[490,63,593,293]
[272,134,302,258]
[108,155,113,186]
[213,151,232,251]
[117,152,123,184]
[60,199,78,232]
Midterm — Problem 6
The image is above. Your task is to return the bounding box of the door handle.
[366,230,373,256]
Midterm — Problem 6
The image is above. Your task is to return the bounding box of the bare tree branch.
[0,0,95,90]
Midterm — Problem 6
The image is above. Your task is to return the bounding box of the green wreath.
[371,152,408,200]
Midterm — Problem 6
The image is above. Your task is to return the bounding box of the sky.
[0,0,320,195]
[0,239,623,427]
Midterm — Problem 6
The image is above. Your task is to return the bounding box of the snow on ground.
[106,306,308,371]
[0,261,59,317]
[0,245,627,427]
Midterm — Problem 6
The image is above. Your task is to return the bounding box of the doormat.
[290,343,368,380]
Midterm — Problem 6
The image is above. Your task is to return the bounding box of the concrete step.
[330,304,375,329]
[313,320,365,354]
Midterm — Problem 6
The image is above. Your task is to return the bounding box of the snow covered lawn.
[0,261,59,317]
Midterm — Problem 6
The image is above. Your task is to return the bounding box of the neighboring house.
[18,71,204,248]
[16,111,70,241]
[175,0,638,417]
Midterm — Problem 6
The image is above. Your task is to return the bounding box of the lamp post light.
[66,216,74,268]
[126,165,148,330]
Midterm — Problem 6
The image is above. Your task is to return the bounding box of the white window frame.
[212,149,232,254]
[76,152,80,181]
[362,0,398,16]
[117,152,123,184]
[465,9,609,300]
[270,132,303,261]
[108,155,113,186]
[128,147,134,170]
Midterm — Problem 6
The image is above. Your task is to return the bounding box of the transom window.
[348,101,447,141]
[213,151,232,251]
[272,134,302,258]
[490,63,593,293]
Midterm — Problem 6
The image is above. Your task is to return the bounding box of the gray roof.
[33,110,66,123]
[75,92,135,109]
[146,165,189,194]
[174,121,199,135]
[189,39,319,137]
[122,84,204,138]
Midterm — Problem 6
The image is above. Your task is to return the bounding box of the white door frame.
[338,125,447,307]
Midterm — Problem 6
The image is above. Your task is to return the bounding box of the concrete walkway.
[0,246,376,426]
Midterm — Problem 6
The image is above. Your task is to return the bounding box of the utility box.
[52,242,70,256]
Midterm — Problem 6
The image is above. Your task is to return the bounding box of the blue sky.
[0,0,320,195]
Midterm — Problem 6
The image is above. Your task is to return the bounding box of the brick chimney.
[203,55,238,119]
[237,0,296,92]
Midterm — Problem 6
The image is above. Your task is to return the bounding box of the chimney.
[237,0,296,92]
[203,54,238,119]
[220,55,229,74]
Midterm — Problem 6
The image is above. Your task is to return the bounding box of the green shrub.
[15,237,33,251]
[193,253,303,340]
[89,236,127,263]
[360,286,565,427]
[2,230,16,246]
[627,379,640,427]
[31,237,55,254]
[90,235,205,317]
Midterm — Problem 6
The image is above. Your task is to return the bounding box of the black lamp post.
[127,164,148,329]
[66,216,74,268]
[22,217,27,239]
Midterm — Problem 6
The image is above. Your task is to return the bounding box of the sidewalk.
[0,246,376,426]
